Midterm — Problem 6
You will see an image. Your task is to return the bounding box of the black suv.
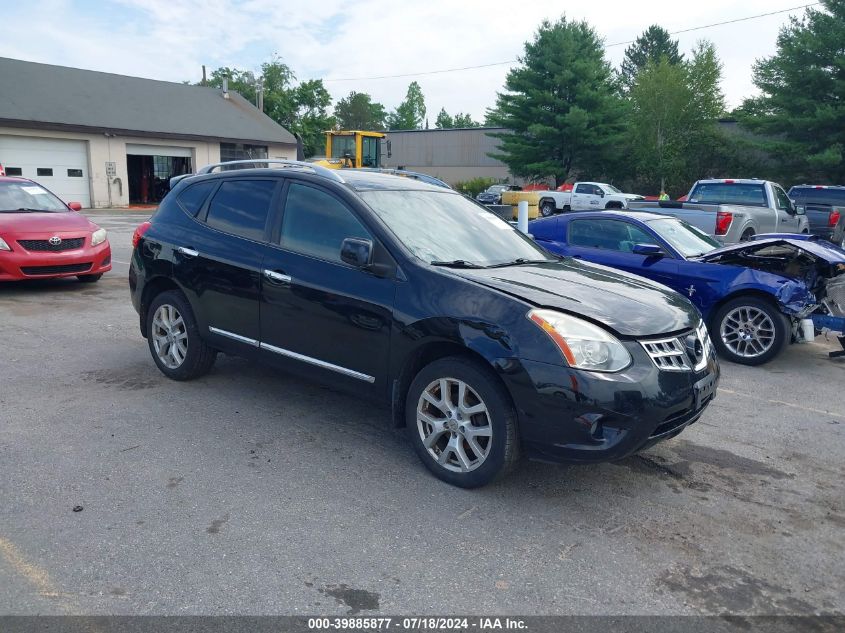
[129,160,718,488]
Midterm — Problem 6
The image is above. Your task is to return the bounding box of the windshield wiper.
[430,259,485,269]
[486,258,553,268]
[1,208,50,213]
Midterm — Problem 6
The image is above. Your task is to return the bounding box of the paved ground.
[1,209,843,616]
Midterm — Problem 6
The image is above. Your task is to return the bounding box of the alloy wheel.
[416,378,492,473]
[719,306,776,359]
[151,304,188,369]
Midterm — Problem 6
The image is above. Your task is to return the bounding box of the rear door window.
[204,180,276,241]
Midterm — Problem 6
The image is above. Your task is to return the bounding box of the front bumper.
[0,238,111,281]
[500,340,719,464]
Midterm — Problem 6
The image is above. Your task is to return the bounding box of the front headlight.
[528,309,632,372]
[0,236,10,251]
[91,228,107,246]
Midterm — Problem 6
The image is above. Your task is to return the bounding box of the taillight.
[830,210,841,228]
[723,179,734,184]
[716,211,733,236]
[132,221,152,248]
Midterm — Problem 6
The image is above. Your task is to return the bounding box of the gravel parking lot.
[1,209,843,617]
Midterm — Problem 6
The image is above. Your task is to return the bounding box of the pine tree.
[488,17,626,186]
[619,25,683,92]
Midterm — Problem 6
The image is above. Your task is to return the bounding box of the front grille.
[21,263,91,275]
[641,323,712,372]
[641,337,691,371]
[17,238,85,252]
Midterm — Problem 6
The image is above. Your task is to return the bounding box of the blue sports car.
[530,211,845,365]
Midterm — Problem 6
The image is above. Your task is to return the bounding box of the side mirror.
[632,243,664,257]
[340,237,373,268]
[598,191,605,198]
[67,202,82,211]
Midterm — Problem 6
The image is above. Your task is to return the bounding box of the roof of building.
[0,57,296,145]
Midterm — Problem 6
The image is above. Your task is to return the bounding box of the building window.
[5,167,22,176]
[220,143,269,165]
[37,168,53,176]
[67,169,83,177]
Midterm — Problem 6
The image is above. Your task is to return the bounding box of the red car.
[0,177,111,282]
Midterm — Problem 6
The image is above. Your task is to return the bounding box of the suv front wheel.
[147,290,217,380]
[406,356,519,488]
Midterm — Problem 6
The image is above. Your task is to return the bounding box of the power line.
[322,3,819,83]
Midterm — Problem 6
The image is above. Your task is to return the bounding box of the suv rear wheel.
[406,356,519,487]
[147,290,216,380]
[540,200,555,217]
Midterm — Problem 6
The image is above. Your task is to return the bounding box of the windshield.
[689,182,767,207]
[0,181,69,212]
[485,186,507,193]
[360,190,554,267]
[647,218,721,258]
[603,184,622,194]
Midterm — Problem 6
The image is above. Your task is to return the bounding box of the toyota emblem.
[49,236,62,246]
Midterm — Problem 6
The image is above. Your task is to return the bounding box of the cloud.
[0,0,809,119]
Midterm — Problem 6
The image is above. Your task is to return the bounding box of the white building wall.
[0,126,296,208]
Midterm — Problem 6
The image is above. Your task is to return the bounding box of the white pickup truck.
[628,178,810,244]
[538,182,644,217]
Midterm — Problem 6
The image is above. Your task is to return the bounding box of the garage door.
[0,136,91,207]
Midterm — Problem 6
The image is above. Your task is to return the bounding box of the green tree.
[334,91,387,130]
[434,108,454,129]
[434,109,479,128]
[619,25,684,92]
[488,17,626,187]
[625,41,726,195]
[452,113,480,128]
[290,79,335,158]
[202,59,334,158]
[387,81,427,130]
[739,0,845,183]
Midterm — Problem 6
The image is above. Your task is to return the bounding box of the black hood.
[451,259,699,337]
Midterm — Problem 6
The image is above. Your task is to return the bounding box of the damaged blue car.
[530,211,845,365]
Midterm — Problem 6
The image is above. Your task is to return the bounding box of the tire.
[146,289,216,380]
[540,200,555,217]
[405,356,520,488]
[711,296,790,366]
[604,202,623,209]
[740,228,755,242]
[77,274,102,283]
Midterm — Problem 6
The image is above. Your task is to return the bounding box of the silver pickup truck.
[628,179,810,244]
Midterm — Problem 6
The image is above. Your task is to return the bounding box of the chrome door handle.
[177,246,199,257]
[263,270,291,284]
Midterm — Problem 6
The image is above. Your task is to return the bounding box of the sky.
[0,0,818,122]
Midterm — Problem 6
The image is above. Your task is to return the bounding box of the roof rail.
[349,168,452,189]
[197,159,346,182]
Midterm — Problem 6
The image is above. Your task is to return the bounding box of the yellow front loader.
[311,130,388,170]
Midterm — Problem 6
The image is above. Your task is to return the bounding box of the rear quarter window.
[177,181,216,216]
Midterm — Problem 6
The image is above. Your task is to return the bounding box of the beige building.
[0,57,298,208]
[384,127,518,186]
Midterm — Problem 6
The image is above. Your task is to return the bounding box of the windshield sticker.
[22,186,48,195]
[477,212,511,229]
